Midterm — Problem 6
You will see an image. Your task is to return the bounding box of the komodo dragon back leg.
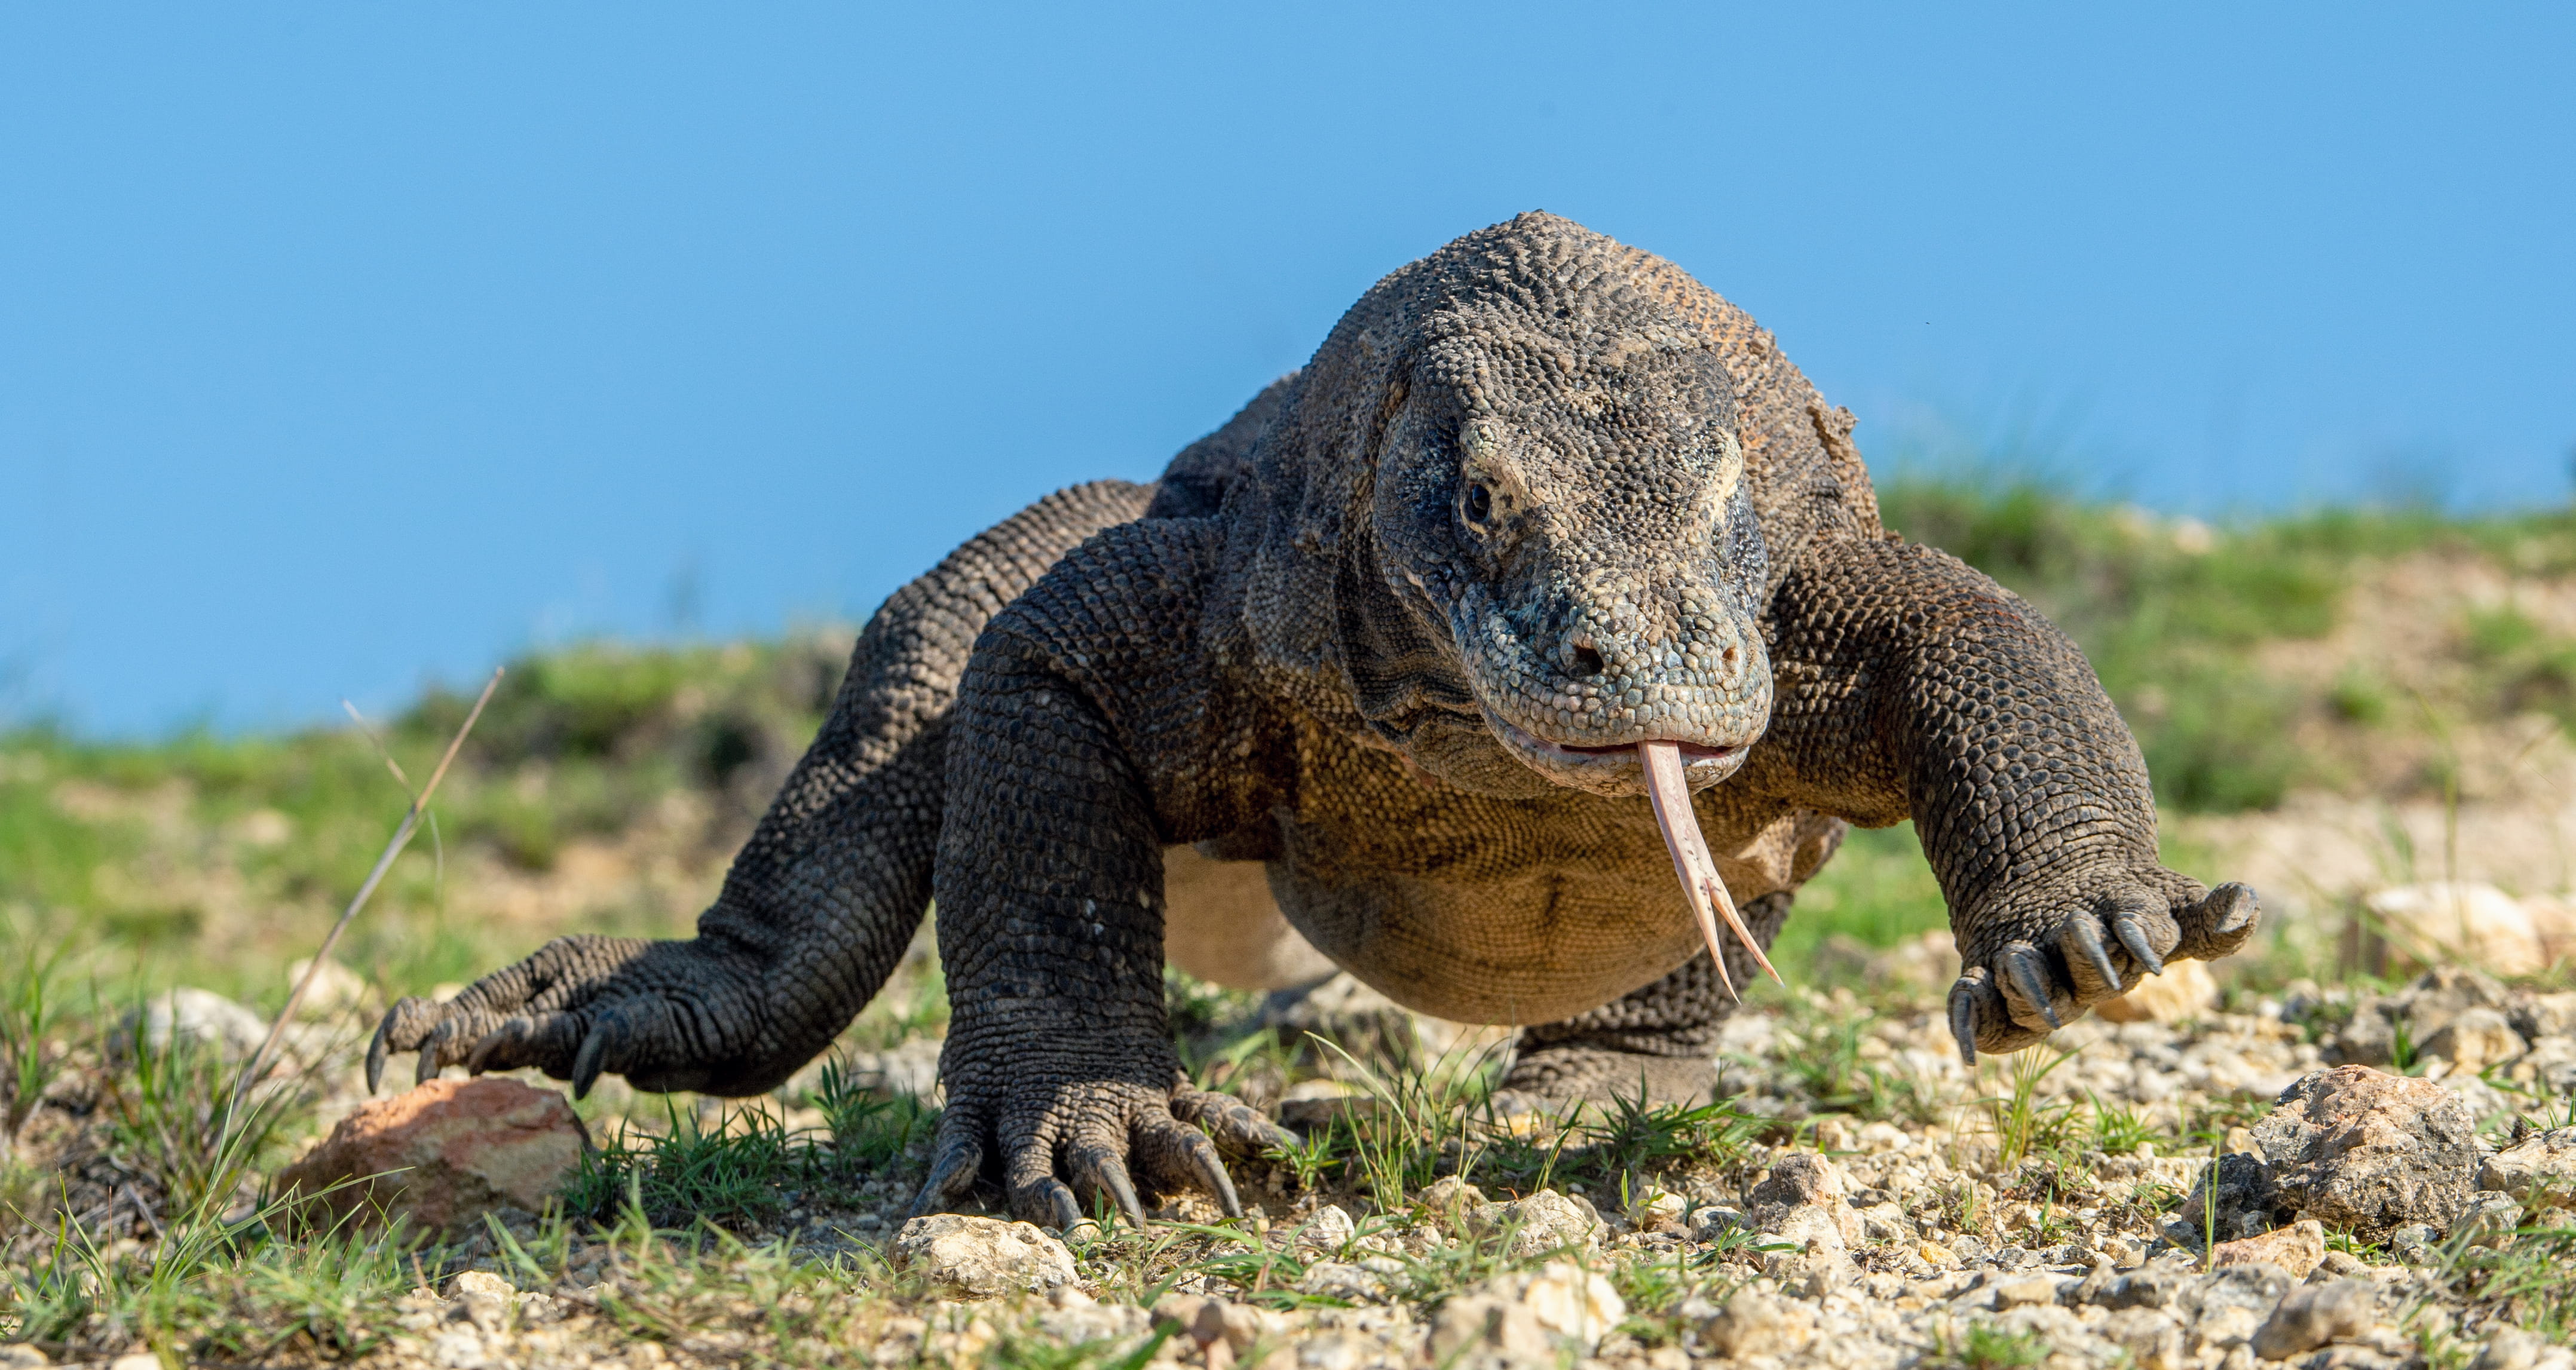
[1497,895,1791,1109]
[368,480,1156,1097]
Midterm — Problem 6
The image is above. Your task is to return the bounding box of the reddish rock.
[2211,1218,2327,1278]
[277,1078,587,1234]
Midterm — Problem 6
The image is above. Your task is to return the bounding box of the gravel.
[318,970,2576,1370]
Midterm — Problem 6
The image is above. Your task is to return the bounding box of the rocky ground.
[14,508,2576,1366]
[4,955,2570,1370]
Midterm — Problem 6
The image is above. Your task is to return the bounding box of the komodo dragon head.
[1235,212,1784,988]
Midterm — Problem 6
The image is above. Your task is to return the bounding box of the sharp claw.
[1947,980,1980,1067]
[2112,913,2165,976]
[1044,1181,1085,1231]
[2002,946,2063,1030]
[1640,740,1779,994]
[413,1023,449,1087]
[571,1017,612,1100]
[2067,917,2124,994]
[1187,1138,1243,1219]
[365,1009,398,1093]
[912,1133,984,1219]
[1097,1157,1146,1230]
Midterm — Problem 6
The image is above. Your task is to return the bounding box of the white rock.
[1034,1301,1149,1348]
[2454,1190,2527,1248]
[2422,1008,2528,1073]
[1747,1152,1864,1249]
[2480,1126,2576,1208]
[428,1326,491,1370]
[890,1215,1077,1299]
[2096,960,2220,1023]
[2474,1326,2569,1370]
[1628,1187,1689,1231]
[1513,1262,1624,1347]
[1297,1261,1387,1302]
[1426,1294,1551,1368]
[2516,897,2576,967]
[1464,1189,1604,1259]
[120,986,267,1061]
[1298,1203,1358,1252]
[1696,1288,1816,1359]
[285,957,372,1018]
[2364,884,2547,976]
[1290,1330,1382,1369]
[1427,1261,1624,1366]
[1419,1176,1485,1213]
[2105,1307,2188,1370]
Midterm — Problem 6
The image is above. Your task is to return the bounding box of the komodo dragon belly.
[1166,740,1847,1025]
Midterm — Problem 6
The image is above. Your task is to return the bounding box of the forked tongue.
[1639,740,1784,1000]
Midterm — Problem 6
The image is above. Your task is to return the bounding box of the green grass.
[0,633,851,1006]
[1979,1044,2078,1174]
[1879,471,2576,811]
[1478,1089,1760,1199]
[1293,1037,1496,1213]
[2085,1092,2157,1157]
[1926,1319,2050,1370]
[1767,823,1950,981]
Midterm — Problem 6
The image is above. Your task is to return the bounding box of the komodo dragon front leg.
[910,519,1289,1231]
[1747,535,2260,1061]
[367,480,1156,1096]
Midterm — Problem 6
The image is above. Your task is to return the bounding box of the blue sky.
[4,5,2571,735]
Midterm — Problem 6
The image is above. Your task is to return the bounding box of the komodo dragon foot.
[367,934,775,1096]
[1948,879,2260,1063]
[910,1067,1294,1230]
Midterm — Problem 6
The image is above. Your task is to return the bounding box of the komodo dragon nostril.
[1569,640,1605,677]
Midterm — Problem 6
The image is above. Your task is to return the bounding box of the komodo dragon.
[370,212,2260,1230]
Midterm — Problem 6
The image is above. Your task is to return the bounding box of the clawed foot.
[367,935,756,1096]
[912,1075,1295,1231]
[1948,881,2259,1064]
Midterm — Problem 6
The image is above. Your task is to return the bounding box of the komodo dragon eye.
[1461,482,1494,526]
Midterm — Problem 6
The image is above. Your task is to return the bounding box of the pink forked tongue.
[1640,740,1784,1001]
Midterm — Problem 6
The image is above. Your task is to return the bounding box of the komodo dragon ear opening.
[1640,739,1785,998]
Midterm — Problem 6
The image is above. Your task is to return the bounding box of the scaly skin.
[374,213,2258,1230]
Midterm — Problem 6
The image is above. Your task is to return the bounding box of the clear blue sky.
[5,5,2571,736]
